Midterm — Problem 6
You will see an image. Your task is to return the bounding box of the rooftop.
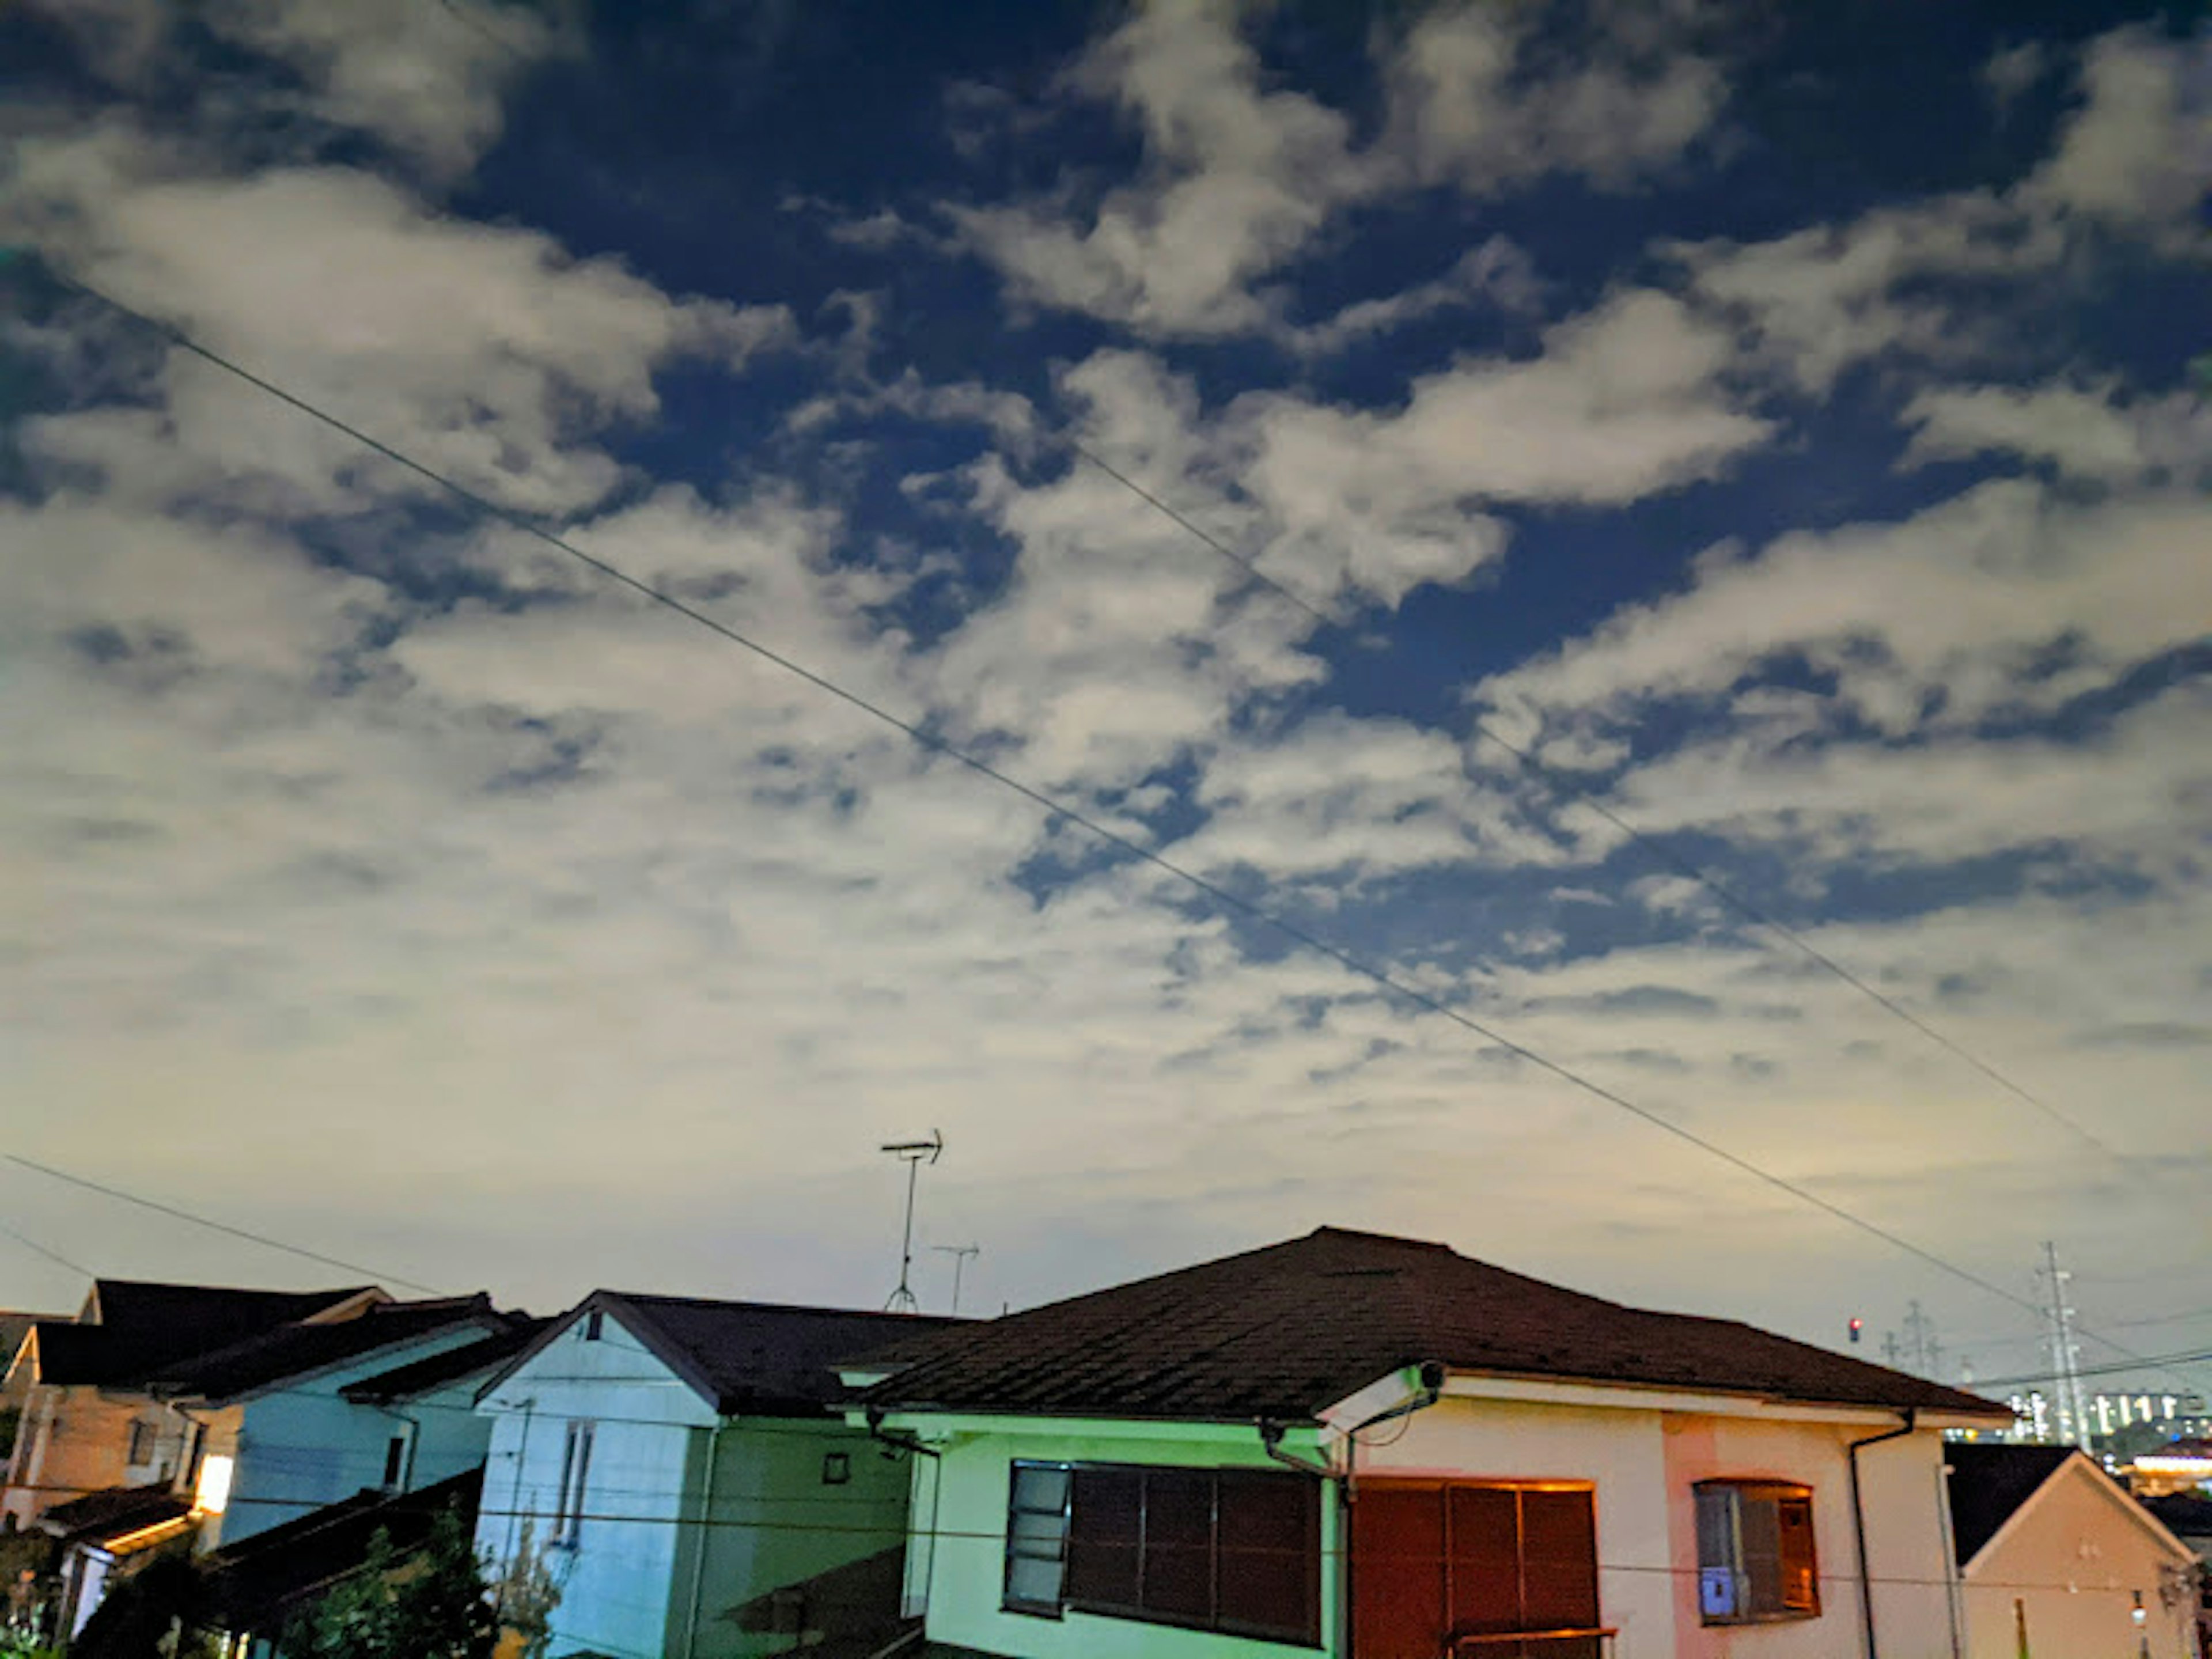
[341,1316,552,1403]
[1944,1442,2076,1564]
[27,1281,382,1388]
[497,1292,964,1417]
[863,1226,2013,1424]
[149,1296,512,1403]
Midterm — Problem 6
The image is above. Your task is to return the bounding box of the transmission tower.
[2037,1241,2091,1445]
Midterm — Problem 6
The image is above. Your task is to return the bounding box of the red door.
[1351,1482,1600,1659]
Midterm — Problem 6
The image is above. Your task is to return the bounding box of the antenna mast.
[932,1243,981,1314]
[880,1132,944,1314]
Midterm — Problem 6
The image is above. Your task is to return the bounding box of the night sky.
[2,0,2208,1394]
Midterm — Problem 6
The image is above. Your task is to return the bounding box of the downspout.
[1260,1363,1447,1658]
[681,1421,724,1659]
[864,1409,943,1624]
[1848,1409,1916,1659]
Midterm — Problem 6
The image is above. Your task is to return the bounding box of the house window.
[382,1434,407,1491]
[582,1309,604,1342]
[1003,1461,1321,1646]
[552,1421,595,1547]
[1353,1480,1603,1659]
[127,1422,157,1467]
[1695,1481,1819,1624]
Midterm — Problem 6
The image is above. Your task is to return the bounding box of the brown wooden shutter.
[1142,1468,1215,1622]
[1448,1484,1524,1637]
[1353,1484,1447,1659]
[1217,1469,1320,1643]
[1066,1466,1141,1613]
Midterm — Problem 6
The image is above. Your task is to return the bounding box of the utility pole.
[880,1132,944,1315]
[1902,1300,1940,1377]
[931,1243,980,1315]
[2037,1241,2090,1445]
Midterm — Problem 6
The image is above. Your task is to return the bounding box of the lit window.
[552,1422,594,1546]
[1696,1481,1819,1624]
[195,1455,234,1515]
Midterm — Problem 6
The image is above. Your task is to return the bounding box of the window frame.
[1001,1459,1323,1647]
[1003,1461,1073,1618]
[1694,1479,1820,1627]
[126,1421,157,1468]
[551,1420,595,1548]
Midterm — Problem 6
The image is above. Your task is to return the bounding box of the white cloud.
[1230,289,1768,589]
[1477,480,2212,737]
[23,0,565,178]
[1279,237,1541,358]
[1382,1,1722,192]
[1679,24,2210,393]
[949,0,1720,338]
[1900,381,2212,482]
[6,124,794,519]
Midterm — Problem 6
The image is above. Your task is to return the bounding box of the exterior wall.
[896,1399,1971,1659]
[1959,1460,2195,1659]
[0,1384,198,1531]
[475,1310,918,1659]
[910,1419,1343,1659]
[1658,1408,1955,1659]
[477,1315,717,1659]
[678,1419,915,1658]
[213,1325,495,1548]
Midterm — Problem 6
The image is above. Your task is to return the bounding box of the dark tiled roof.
[2142,1493,2212,1543]
[1944,1443,2075,1564]
[36,1483,195,1547]
[199,1470,481,1631]
[340,1316,552,1403]
[29,1282,378,1388]
[150,1298,508,1402]
[510,1293,963,1417]
[864,1227,2013,1424]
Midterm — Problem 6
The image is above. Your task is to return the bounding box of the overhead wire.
[0,1218,95,1283]
[23,266,2206,1394]
[3,1153,443,1297]
[1067,442,2128,1164]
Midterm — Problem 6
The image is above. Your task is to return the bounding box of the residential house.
[472,1291,960,1659]
[2,1281,387,1536]
[854,1226,2013,1659]
[1946,1442,2199,1658]
[0,1310,64,1482]
[2140,1494,2212,1657]
[146,1293,527,1551]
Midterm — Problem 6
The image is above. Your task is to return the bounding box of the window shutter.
[1066,1467,1141,1612]
[1217,1471,1319,1643]
[1140,1468,1215,1621]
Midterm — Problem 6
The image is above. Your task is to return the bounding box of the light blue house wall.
[219,1325,498,1546]
[476,1310,916,1659]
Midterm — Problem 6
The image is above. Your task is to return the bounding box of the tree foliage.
[285,1509,495,1659]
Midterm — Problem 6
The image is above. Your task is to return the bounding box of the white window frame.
[552,1421,595,1547]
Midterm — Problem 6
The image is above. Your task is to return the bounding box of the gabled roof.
[1,1310,63,1384]
[862,1226,2013,1424]
[26,1281,383,1388]
[1946,1442,2198,1570]
[149,1297,510,1403]
[487,1291,962,1418]
[199,1469,480,1631]
[340,1316,552,1404]
[1944,1444,2075,1563]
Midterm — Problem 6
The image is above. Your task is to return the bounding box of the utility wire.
[4,1154,441,1296]
[0,1218,95,1282]
[1068,441,2124,1162]
[28,269,2200,1388]
[1966,1347,2212,1392]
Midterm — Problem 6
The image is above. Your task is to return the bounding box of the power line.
[26,268,2199,1387]
[1067,442,2125,1163]
[3,1154,441,1296]
[0,1477,2185,1597]
[1966,1346,2212,1393]
[0,1218,95,1282]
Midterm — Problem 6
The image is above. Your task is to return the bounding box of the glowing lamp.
[194,1454,234,1515]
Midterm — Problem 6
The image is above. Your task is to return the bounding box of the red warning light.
[1849,1318,1863,1344]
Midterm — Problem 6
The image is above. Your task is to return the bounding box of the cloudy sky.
[2,0,2207,1392]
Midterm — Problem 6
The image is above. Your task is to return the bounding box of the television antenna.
[932,1242,981,1314]
[881,1132,944,1314]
